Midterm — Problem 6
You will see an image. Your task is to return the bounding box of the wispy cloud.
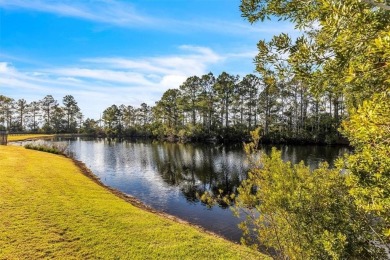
[83,45,223,76]
[0,0,157,27]
[0,46,228,118]
[49,68,156,86]
[0,0,296,36]
[184,19,296,36]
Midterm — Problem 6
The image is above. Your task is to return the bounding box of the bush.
[24,143,68,155]
[233,128,386,259]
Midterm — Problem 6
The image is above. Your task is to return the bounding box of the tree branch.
[362,0,390,10]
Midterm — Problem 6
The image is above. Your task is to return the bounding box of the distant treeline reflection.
[99,138,348,208]
[148,141,245,208]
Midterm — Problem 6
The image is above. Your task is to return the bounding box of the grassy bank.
[7,134,54,142]
[0,145,265,259]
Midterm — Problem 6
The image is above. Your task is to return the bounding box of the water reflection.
[148,142,246,205]
[24,137,348,242]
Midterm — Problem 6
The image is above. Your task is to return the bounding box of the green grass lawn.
[7,134,54,142]
[0,145,266,259]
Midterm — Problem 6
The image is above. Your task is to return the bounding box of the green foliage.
[0,94,84,134]
[234,129,386,259]
[62,95,80,132]
[102,104,122,136]
[177,123,204,142]
[341,92,390,242]
[80,118,100,135]
[179,76,202,125]
[241,0,390,106]
[239,0,390,255]
[146,69,344,143]
[1,72,346,143]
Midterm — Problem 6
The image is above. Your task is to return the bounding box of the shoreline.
[7,136,240,244]
[1,144,265,259]
[68,155,240,244]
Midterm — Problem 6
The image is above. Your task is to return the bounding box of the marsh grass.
[24,143,68,155]
[0,145,266,259]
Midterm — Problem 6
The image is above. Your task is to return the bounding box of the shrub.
[24,143,68,155]
[232,128,386,259]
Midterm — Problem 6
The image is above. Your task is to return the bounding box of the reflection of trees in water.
[132,141,347,207]
[265,145,349,168]
[150,142,246,204]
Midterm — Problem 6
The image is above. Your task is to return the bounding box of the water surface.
[35,138,349,242]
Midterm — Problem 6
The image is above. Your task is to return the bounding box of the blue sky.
[0,0,294,119]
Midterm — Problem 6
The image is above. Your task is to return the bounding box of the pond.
[30,137,349,242]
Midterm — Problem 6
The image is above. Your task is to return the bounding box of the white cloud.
[0,62,52,91]
[49,68,155,86]
[56,77,83,83]
[0,0,297,36]
[0,62,15,73]
[0,46,226,119]
[160,75,187,89]
[0,0,157,27]
[83,45,223,76]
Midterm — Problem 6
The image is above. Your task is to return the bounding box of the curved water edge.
[69,156,230,242]
[20,137,349,243]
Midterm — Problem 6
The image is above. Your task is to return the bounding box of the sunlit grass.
[0,146,266,259]
[7,134,54,142]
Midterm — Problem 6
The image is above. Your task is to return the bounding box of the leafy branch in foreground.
[232,128,386,259]
[341,92,390,245]
[239,0,390,257]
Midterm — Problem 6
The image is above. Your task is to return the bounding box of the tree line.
[0,94,82,133]
[101,71,346,144]
[1,70,346,144]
